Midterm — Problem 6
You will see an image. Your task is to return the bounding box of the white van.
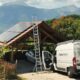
[52,40,80,77]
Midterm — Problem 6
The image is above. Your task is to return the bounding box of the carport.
[0,21,66,73]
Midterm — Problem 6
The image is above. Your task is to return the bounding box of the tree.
[46,15,80,40]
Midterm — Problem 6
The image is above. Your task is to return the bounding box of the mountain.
[0,4,80,33]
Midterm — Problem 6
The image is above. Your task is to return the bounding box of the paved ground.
[18,71,80,80]
[17,60,80,80]
[16,60,35,74]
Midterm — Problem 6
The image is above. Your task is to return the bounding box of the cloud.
[25,0,75,9]
[0,0,79,9]
[73,0,80,7]
[0,0,15,6]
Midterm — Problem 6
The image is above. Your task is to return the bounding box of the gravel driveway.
[18,71,80,80]
[17,60,80,80]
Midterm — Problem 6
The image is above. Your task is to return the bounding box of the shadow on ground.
[74,75,80,80]
[55,71,80,80]
[16,60,35,74]
[16,60,80,80]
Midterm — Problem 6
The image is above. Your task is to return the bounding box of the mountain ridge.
[0,4,80,33]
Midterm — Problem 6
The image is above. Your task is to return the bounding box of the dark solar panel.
[0,22,32,42]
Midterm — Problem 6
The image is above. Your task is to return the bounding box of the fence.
[0,59,16,80]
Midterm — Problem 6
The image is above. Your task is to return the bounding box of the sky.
[0,0,79,9]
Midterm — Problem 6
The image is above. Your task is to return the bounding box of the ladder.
[33,24,42,72]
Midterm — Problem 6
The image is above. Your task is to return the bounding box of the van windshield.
[44,51,51,58]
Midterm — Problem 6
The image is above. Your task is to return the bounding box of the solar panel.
[0,22,32,42]
[8,22,32,32]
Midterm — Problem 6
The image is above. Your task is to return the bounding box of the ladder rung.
[34,38,38,40]
[36,60,41,62]
[35,44,40,46]
[34,32,38,35]
[35,51,40,54]
[36,63,41,65]
[34,37,39,39]
[33,29,37,31]
[35,53,40,55]
[35,57,41,59]
[36,59,41,61]
[35,47,40,49]
[36,58,41,60]
[34,42,39,44]
[34,39,38,41]
[35,52,40,54]
[35,50,39,52]
[34,35,38,37]
[36,68,42,70]
[36,65,41,67]
[35,50,40,52]
[34,38,39,40]
[34,27,38,30]
[35,51,39,53]
[36,57,40,59]
[34,42,39,45]
[35,55,40,57]
[34,36,38,38]
[34,37,38,39]
[35,44,39,46]
[35,55,40,58]
[36,61,41,63]
[34,41,39,44]
[35,44,40,48]
[35,55,39,57]
[34,34,38,36]
[33,30,38,32]
[35,48,39,50]
[35,49,39,51]
[36,64,42,67]
[34,32,38,34]
[34,27,38,29]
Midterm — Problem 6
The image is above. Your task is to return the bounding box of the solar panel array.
[0,22,32,42]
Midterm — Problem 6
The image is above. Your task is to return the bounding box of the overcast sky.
[0,0,80,9]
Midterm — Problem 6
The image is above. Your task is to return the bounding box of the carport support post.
[11,47,14,62]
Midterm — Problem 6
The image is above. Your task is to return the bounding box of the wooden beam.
[11,47,14,62]
[6,26,34,46]
[41,36,48,44]
[40,28,58,43]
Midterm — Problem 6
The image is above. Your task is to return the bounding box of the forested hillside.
[46,15,80,40]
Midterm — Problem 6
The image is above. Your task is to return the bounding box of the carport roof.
[0,21,66,46]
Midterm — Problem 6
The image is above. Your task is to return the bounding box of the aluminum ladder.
[33,24,42,72]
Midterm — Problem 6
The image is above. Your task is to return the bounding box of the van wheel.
[50,64,55,72]
[67,68,73,78]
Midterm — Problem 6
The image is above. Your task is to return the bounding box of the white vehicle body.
[54,40,80,77]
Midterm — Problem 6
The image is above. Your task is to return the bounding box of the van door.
[42,51,53,70]
[75,44,80,70]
